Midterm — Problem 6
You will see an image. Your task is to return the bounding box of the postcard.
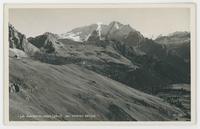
[3,3,196,125]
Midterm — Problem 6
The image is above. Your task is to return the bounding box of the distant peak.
[42,32,60,39]
[168,31,190,37]
[109,21,124,29]
[109,21,122,25]
[43,32,52,35]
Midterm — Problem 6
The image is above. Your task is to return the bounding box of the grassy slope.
[9,57,185,121]
[156,83,190,120]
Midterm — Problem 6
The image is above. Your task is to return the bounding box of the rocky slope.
[155,31,190,45]
[28,32,63,53]
[155,31,190,62]
[9,24,39,57]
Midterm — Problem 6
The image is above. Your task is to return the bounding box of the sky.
[9,8,190,39]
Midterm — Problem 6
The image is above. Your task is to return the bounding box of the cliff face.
[9,24,27,50]
[9,24,39,57]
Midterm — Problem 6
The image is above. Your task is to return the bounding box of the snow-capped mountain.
[59,23,98,42]
[59,21,141,42]
[59,32,83,42]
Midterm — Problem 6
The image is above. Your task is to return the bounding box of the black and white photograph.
[4,4,196,123]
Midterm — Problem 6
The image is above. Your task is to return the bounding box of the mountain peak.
[168,31,190,37]
[59,21,138,42]
[155,31,190,45]
[109,21,122,25]
[109,21,123,29]
[42,32,60,40]
[43,32,55,36]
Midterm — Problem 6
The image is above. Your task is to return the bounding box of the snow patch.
[85,33,91,41]
[59,32,83,42]
[96,22,103,40]
[114,22,120,29]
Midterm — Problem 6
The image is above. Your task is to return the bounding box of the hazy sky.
[9,8,190,38]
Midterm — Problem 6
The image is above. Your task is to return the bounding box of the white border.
[3,3,197,126]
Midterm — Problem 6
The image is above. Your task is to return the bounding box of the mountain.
[9,23,26,50]
[155,31,190,45]
[23,22,190,93]
[59,23,98,42]
[9,24,39,57]
[155,31,190,62]
[59,21,143,43]
[28,32,63,53]
[9,22,190,93]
